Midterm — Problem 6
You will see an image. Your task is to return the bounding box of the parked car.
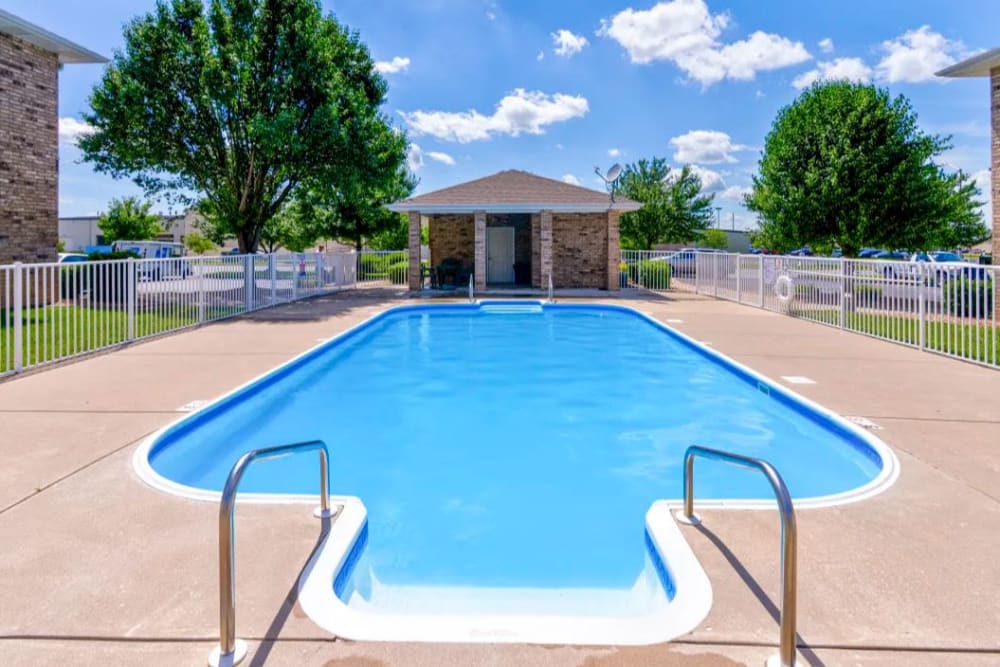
[58,253,88,263]
[911,251,992,281]
[872,250,909,260]
[857,248,882,258]
[788,246,813,256]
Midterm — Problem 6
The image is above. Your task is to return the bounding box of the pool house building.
[389,170,641,292]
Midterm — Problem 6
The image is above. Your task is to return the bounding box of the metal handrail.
[208,440,332,667]
[547,273,554,302]
[677,446,798,667]
[469,272,475,302]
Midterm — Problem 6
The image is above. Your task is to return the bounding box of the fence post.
[127,258,136,340]
[839,259,847,330]
[918,262,926,350]
[713,254,719,298]
[244,254,254,312]
[292,255,299,301]
[758,257,764,307]
[12,262,23,373]
[198,257,206,323]
[736,257,742,303]
[269,254,277,304]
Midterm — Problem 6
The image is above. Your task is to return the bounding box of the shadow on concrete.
[248,513,335,666]
[694,522,826,667]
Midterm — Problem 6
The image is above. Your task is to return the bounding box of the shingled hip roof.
[388,170,641,213]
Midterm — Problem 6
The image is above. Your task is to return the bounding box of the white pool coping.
[131,300,901,644]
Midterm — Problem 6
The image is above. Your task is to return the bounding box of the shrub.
[631,260,671,288]
[944,278,994,317]
[387,259,409,285]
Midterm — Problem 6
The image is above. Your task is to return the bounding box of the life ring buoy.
[774,274,794,305]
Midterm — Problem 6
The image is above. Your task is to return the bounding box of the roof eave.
[387,202,641,214]
[0,9,108,64]
[936,48,1000,78]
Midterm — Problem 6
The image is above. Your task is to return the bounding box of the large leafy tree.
[290,165,415,250]
[97,196,164,242]
[615,158,715,250]
[746,81,986,256]
[80,0,408,252]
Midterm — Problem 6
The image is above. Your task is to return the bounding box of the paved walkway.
[1,289,998,666]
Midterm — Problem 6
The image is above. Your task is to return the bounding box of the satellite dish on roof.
[594,163,624,202]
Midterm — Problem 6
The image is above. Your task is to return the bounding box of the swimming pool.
[136,302,897,644]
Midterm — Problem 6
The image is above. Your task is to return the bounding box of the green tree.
[746,81,985,257]
[80,0,408,253]
[291,165,415,250]
[259,201,321,252]
[183,231,216,254]
[615,158,715,250]
[700,228,728,249]
[368,214,428,250]
[97,196,164,242]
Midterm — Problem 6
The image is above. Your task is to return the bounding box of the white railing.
[620,249,680,292]
[356,250,409,286]
[0,251,359,378]
[693,252,999,369]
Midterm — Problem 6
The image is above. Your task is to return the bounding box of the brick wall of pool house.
[0,31,59,267]
[426,210,620,290]
[551,213,611,289]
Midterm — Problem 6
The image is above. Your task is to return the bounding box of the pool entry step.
[479,301,544,314]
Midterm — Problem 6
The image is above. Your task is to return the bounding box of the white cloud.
[792,57,873,89]
[669,129,747,164]
[58,117,94,145]
[427,151,456,165]
[818,38,834,53]
[875,26,963,83]
[720,185,752,201]
[562,174,583,186]
[552,29,589,57]
[598,0,811,86]
[374,56,410,74]
[407,144,424,171]
[972,168,993,227]
[537,50,545,61]
[608,148,621,157]
[685,164,724,192]
[400,89,589,143]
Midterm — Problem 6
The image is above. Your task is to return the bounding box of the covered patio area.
[388,170,640,292]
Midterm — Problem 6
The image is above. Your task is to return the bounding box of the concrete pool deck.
[1,288,999,666]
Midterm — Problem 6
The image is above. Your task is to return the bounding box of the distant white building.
[59,209,208,252]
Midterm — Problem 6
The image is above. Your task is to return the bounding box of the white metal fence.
[356,250,409,286]
[689,252,998,369]
[0,251,364,377]
[620,249,684,291]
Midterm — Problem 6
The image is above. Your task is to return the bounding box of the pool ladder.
[208,440,333,667]
[676,446,798,667]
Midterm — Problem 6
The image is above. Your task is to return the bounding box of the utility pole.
[715,207,722,228]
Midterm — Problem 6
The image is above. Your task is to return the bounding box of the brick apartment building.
[0,9,105,267]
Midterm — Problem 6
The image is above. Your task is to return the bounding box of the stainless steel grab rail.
[208,440,332,667]
[676,446,798,667]
[469,272,474,302]
[547,273,554,302]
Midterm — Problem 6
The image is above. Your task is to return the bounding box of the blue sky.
[7,0,999,229]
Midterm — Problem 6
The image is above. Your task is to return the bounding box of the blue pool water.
[148,303,884,598]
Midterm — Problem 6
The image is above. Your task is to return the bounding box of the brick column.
[540,210,553,289]
[530,213,541,287]
[992,67,1000,314]
[407,211,421,291]
[474,211,486,291]
[607,210,621,291]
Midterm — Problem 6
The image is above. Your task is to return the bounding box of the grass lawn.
[789,307,999,365]
[1,303,241,372]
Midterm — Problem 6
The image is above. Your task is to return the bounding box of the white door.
[486,227,515,284]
